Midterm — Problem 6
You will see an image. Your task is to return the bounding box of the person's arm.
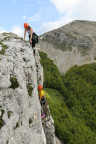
[24,29,26,41]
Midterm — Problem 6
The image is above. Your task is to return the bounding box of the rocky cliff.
[0,32,56,144]
[39,20,96,73]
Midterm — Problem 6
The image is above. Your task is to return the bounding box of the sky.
[0,0,96,37]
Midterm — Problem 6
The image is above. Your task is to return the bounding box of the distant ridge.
[39,20,96,73]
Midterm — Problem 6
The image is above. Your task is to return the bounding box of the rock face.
[35,44,56,144]
[39,20,96,73]
[55,137,62,144]
[0,32,56,144]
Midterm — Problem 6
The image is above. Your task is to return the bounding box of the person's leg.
[29,34,34,48]
[41,98,47,116]
[32,43,35,55]
[29,35,31,43]
[29,35,35,55]
[32,41,35,47]
[32,34,36,53]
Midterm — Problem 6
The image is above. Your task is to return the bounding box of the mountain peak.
[39,20,96,73]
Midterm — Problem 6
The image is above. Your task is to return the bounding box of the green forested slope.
[39,51,96,144]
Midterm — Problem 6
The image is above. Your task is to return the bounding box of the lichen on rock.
[0,41,8,55]
[10,76,19,89]
[27,83,33,96]
[0,109,5,129]
[7,111,13,119]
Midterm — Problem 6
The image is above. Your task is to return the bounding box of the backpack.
[32,32,39,44]
[40,96,46,106]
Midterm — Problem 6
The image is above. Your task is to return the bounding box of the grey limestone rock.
[0,33,47,144]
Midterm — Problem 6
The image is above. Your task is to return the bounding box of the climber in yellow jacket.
[38,84,49,119]
[38,84,46,105]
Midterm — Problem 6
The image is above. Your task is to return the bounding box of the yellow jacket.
[39,90,45,100]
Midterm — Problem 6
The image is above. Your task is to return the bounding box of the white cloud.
[50,0,96,21]
[27,14,40,22]
[12,26,23,37]
[23,13,40,23]
[73,0,96,21]
[50,0,81,13]
[23,16,26,20]
[39,14,73,34]
[39,0,96,34]
[0,26,23,37]
[39,0,81,34]
[0,27,7,33]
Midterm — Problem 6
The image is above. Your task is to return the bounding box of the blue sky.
[0,0,96,36]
